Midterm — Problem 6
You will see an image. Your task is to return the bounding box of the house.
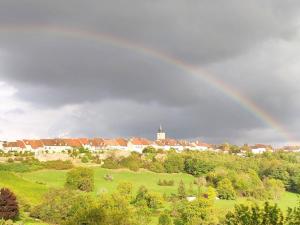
[191,141,211,151]
[88,138,105,152]
[3,140,26,152]
[23,139,44,153]
[78,138,91,149]
[251,144,270,154]
[154,139,183,151]
[63,139,83,149]
[128,137,152,153]
[41,139,69,153]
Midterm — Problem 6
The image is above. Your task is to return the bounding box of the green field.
[0,167,299,224]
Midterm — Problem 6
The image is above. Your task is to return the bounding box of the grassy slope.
[20,167,195,195]
[0,167,299,224]
[0,171,47,205]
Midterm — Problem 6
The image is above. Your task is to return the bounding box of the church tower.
[156,125,166,140]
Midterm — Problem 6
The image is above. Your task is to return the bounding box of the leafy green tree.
[142,146,156,154]
[217,178,236,200]
[173,197,217,225]
[159,213,173,225]
[117,181,133,201]
[286,201,300,225]
[134,186,164,210]
[178,180,186,200]
[264,178,285,200]
[184,158,215,176]
[225,202,284,225]
[164,153,184,173]
[31,189,94,224]
[65,167,94,192]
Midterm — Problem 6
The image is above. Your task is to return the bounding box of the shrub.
[164,153,184,173]
[159,213,173,225]
[44,160,73,170]
[81,156,89,163]
[148,161,165,173]
[0,188,19,220]
[157,179,174,186]
[65,167,94,192]
[30,189,94,225]
[217,178,236,200]
[104,174,114,181]
[6,159,13,163]
[102,157,120,169]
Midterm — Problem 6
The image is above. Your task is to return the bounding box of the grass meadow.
[0,167,299,224]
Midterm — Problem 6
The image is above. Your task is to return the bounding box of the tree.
[134,186,164,210]
[117,181,133,201]
[0,188,18,220]
[65,167,94,192]
[159,213,173,225]
[173,197,217,225]
[164,153,184,173]
[31,189,95,225]
[142,146,156,154]
[184,158,215,176]
[178,180,186,199]
[264,178,285,200]
[217,178,236,200]
[225,202,284,225]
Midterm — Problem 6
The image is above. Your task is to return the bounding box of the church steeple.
[157,125,166,140]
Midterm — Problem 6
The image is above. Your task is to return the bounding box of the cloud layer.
[0,0,300,144]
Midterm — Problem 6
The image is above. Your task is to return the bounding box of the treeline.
[102,150,300,199]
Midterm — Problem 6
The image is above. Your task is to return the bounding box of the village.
[0,126,295,155]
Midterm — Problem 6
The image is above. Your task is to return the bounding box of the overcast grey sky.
[0,0,300,144]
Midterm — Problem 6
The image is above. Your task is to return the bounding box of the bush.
[159,213,173,225]
[164,153,184,173]
[6,159,13,163]
[217,178,236,200]
[102,157,120,169]
[30,189,95,225]
[44,160,73,170]
[157,179,174,186]
[81,156,89,163]
[65,167,94,192]
[0,188,19,220]
[148,161,165,173]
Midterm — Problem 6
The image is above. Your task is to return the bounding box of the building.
[251,144,269,154]
[128,137,153,153]
[156,125,166,141]
[23,139,44,153]
[3,140,26,152]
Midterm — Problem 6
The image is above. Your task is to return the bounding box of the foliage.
[184,157,215,176]
[173,197,217,225]
[158,179,175,186]
[264,178,285,200]
[225,202,284,225]
[178,180,186,200]
[44,160,74,170]
[65,167,94,192]
[134,186,164,210]
[164,153,184,173]
[217,178,236,200]
[0,188,19,220]
[143,146,157,154]
[159,213,173,225]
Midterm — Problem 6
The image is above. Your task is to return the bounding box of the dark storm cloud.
[0,0,299,143]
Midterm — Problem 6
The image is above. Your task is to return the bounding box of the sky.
[0,0,300,145]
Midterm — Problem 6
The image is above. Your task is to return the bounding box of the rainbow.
[0,24,295,143]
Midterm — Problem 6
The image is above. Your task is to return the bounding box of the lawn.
[20,167,196,195]
[0,167,299,224]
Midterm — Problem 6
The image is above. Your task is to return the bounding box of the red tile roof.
[130,137,152,145]
[63,139,83,148]
[23,139,44,149]
[89,138,105,147]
